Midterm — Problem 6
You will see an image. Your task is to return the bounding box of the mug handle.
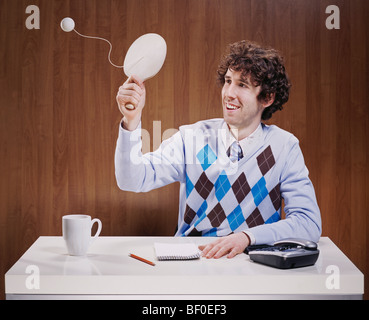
[90,218,102,244]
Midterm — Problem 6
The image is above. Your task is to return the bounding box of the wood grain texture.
[0,0,368,299]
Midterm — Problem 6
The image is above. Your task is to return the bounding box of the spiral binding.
[157,252,201,261]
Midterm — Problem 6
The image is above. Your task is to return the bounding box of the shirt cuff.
[116,119,143,158]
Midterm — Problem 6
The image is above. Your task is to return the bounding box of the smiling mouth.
[226,103,241,110]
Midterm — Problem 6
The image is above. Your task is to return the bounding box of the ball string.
[61,17,123,69]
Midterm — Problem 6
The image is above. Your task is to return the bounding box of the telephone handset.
[245,238,319,269]
[273,238,318,250]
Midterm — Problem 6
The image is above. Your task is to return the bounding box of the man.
[115,40,321,259]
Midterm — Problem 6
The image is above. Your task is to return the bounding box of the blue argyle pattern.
[182,144,281,237]
[196,144,217,171]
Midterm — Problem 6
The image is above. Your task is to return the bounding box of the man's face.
[221,69,270,139]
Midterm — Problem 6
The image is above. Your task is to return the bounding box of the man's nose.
[225,83,237,99]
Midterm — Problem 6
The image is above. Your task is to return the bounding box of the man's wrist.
[121,117,140,131]
[242,231,255,246]
[242,231,251,245]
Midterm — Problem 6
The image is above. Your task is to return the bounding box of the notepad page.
[154,242,201,260]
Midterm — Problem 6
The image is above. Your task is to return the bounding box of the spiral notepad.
[154,242,201,261]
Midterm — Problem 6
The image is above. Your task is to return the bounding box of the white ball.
[60,17,75,32]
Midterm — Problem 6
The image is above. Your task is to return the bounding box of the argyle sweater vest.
[115,118,321,245]
[176,120,284,237]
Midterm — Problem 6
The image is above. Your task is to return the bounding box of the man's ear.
[262,93,275,109]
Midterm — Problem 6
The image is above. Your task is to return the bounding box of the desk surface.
[5,236,364,299]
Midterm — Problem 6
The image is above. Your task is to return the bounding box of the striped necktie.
[227,141,243,162]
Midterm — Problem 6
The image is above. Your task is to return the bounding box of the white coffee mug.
[62,215,102,256]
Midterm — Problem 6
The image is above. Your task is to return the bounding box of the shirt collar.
[221,121,263,157]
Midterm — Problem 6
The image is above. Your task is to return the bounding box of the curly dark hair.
[217,40,291,120]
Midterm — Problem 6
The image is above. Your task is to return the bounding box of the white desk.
[5,236,364,300]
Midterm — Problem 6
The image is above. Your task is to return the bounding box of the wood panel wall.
[1,0,368,299]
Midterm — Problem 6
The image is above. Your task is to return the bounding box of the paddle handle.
[125,104,135,110]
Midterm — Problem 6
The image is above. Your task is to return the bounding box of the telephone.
[245,238,319,269]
